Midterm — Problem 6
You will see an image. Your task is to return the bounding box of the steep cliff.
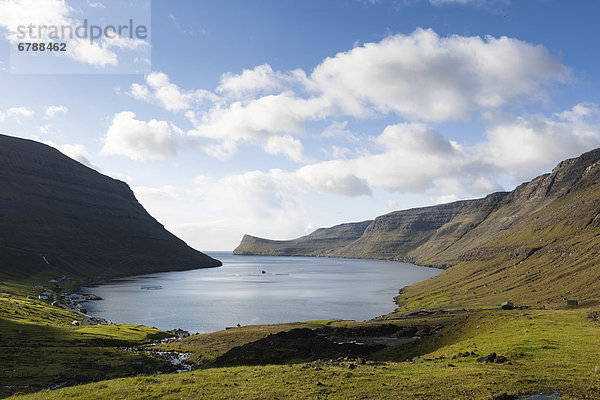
[234,220,372,256]
[0,134,221,281]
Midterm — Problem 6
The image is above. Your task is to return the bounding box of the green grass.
[0,281,172,398]
[14,308,600,399]
[155,320,386,364]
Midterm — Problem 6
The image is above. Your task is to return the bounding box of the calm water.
[81,253,440,333]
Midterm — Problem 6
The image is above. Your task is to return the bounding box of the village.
[33,276,112,326]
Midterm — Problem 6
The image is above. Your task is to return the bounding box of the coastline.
[71,253,440,333]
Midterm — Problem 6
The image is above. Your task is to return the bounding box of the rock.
[71,320,79,326]
[447,363,457,367]
[477,353,497,363]
[494,356,507,363]
[348,363,356,370]
[168,328,191,339]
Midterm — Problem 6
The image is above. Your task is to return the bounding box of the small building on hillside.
[501,301,514,310]
[567,299,579,308]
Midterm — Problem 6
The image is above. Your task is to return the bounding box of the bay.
[81,252,440,333]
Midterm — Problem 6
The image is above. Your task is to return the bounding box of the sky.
[2,0,600,251]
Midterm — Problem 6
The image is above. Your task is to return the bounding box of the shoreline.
[71,254,439,334]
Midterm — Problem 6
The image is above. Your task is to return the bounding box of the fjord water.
[81,253,440,333]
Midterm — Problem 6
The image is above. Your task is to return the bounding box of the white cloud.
[296,162,373,196]
[128,72,218,111]
[45,105,68,118]
[7,107,35,118]
[187,93,330,160]
[264,135,304,162]
[310,28,568,121]
[101,111,176,160]
[255,105,600,200]
[199,105,600,201]
[218,64,283,96]
[146,72,191,111]
[124,29,567,163]
[69,38,118,67]
[217,64,308,98]
[320,121,359,142]
[0,0,72,36]
[482,103,600,181]
[0,107,35,121]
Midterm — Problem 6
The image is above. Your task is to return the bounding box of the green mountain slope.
[234,148,600,307]
[0,134,221,281]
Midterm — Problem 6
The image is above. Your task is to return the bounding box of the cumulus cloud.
[124,29,567,162]
[187,93,330,160]
[217,64,308,98]
[101,111,177,160]
[218,64,284,96]
[202,104,600,201]
[128,72,218,111]
[482,103,600,181]
[310,28,568,121]
[0,107,35,122]
[264,135,304,161]
[45,105,68,118]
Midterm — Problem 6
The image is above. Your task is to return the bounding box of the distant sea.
[81,252,440,333]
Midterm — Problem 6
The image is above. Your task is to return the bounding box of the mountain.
[234,148,600,307]
[0,134,221,281]
[234,220,372,256]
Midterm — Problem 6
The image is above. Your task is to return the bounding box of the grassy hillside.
[0,281,173,398]
[15,308,600,399]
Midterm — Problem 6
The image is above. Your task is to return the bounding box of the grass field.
[9,307,600,399]
[0,281,172,398]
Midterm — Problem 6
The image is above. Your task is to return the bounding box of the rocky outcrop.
[0,134,221,280]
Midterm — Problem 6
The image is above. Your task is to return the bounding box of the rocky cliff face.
[234,221,372,256]
[0,134,221,280]
[234,148,600,306]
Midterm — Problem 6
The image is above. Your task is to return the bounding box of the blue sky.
[2,0,600,250]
